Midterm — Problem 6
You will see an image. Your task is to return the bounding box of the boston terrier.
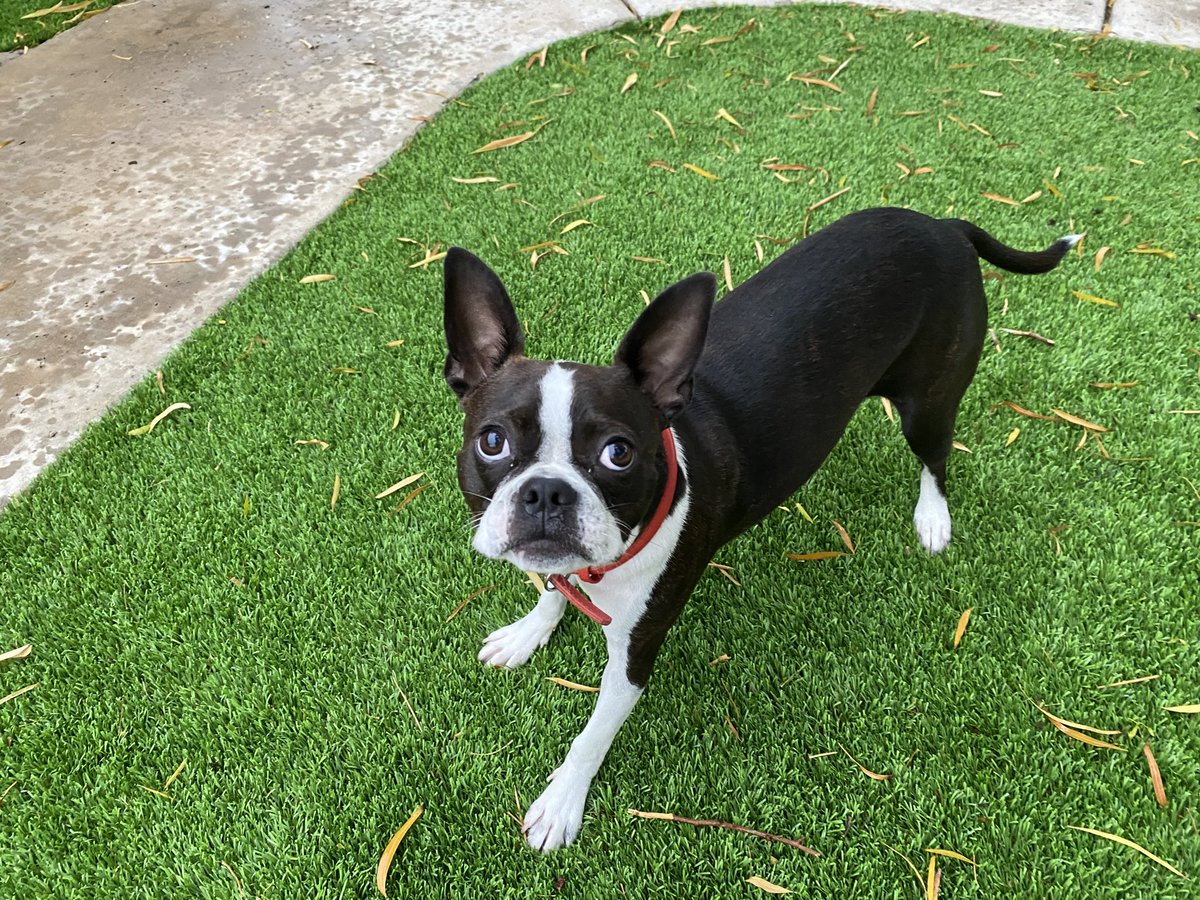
[442,206,1079,851]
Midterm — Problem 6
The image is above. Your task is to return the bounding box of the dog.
[442,206,1079,851]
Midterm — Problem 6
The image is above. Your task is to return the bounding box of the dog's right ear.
[443,247,525,400]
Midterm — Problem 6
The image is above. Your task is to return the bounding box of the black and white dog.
[442,206,1078,851]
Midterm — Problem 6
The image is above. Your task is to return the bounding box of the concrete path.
[1,0,1196,509]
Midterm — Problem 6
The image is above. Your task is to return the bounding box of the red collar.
[547,428,680,626]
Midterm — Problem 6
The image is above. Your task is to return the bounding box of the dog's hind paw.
[479,603,562,668]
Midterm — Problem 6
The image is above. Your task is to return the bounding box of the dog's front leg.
[522,623,642,852]
[478,587,567,669]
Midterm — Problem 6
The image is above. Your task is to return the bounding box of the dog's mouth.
[499,536,597,575]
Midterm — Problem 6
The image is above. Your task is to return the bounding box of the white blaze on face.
[471,363,625,572]
[536,363,575,468]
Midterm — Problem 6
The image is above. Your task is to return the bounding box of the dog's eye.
[600,439,634,471]
[476,428,511,462]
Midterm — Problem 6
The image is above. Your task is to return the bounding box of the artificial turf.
[0,0,114,52]
[2,4,1199,897]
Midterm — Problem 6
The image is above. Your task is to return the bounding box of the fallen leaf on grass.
[1164,704,1200,714]
[865,86,878,116]
[790,75,844,93]
[1089,381,1138,389]
[20,0,92,18]
[1144,744,1167,808]
[298,273,335,284]
[0,683,37,706]
[127,402,190,436]
[330,473,341,509]
[1032,700,1124,750]
[559,219,592,235]
[1067,825,1186,878]
[659,6,682,34]
[408,250,447,269]
[388,485,429,515]
[376,805,424,896]
[447,583,492,622]
[1050,409,1108,432]
[141,786,171,800]
[164,759,186,791]
[546,677,599,692]
[925,847,977,870]
[982,192,1020,206]
[682,163,718,180]
[1096,674,1159,689]
[1131,244,1176,259]
[474,131,538,153]
[1072,290,1120,308]
[786,551,848,561]
[376,472,425,500]
[809,187,850,212]
[653,110,676,140]
[0,644,32,665]
[997,327,1054,345]
[715,108,745,131]
[1095,246,1111,270]
[832,520,855,553]
[953,608,971,648]
[620,72,638,94]
[1005,428,1020,447]
[840,744,893,781]
[747,876,792,895]
[994,400,1057,421]
[952,440,972,453]
[295,439,330,451]
[450,176,499,184]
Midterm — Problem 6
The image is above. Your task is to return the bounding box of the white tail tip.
[1061,233,1085,248]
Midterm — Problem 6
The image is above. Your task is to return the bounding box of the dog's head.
[443,247,715,574]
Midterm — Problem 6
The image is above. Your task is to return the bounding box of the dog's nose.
[521,476,578,517]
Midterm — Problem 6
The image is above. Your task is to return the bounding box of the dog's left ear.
[443,247,526,400]
[613,272,715,419]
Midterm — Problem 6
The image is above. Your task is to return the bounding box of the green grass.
[0,0,114,52]
[3,4,1199,896]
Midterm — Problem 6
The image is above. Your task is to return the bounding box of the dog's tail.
[951,220,1083,275]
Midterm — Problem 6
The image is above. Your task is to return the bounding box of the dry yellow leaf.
[127,402,191,436]
[881,396,895,422]
[1072,290,1119,308]
[376,472,425,500]
[981,191,1020,206]
[793,76,843,93]
[1050,409,1108,432]
[621,72,638,94]
[1164,704,1200,714]
[653,110,676,140]
[1144,744,1167,808]
[330,473,341,509]
[716,107,744,130]
[451,176,499,184]
[722,256,733,292]
[546,677,599,692]
[473,131,536,153]
[952,440,972,453]
[840,744,893,781]
[786,551,847,561]
[682,163,718,180]
[20,0,92,18]
[1094,246,1111,270]
[953,608,971,648]
[298,273,335,284]
[832,520,855,554]
[376,805,424,896]
[1067,825,1186,878]
[746,876,792,895]
[0,644,32,665]
[164,759,187,791]
[660,7,682,34]
[0,683,37,706]
[925,847,977,869]
[1005,428,1020,447]
[560,219,592,235]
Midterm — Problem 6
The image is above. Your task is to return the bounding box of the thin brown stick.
[628,808,820,857]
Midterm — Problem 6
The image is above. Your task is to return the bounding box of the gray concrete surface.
[0,0,1196,509]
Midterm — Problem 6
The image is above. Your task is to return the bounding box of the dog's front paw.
[523,768,588,852]
[479,608,559,669]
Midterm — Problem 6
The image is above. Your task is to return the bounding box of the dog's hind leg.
[895,401,956,555]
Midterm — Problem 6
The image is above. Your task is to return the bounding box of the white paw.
[479,608,559,669]
[914,503,951,554]
[914,467,952,554]
[523,768,588,852]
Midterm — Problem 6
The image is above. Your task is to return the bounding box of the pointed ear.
[443,247,525,399]
[613,272,715,419]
